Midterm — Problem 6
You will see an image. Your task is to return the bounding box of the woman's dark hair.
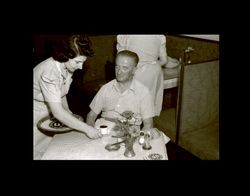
[52,35,94,62]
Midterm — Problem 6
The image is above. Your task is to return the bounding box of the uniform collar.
[55,60,68,80]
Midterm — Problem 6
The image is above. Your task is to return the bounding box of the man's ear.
[132,66,137,75]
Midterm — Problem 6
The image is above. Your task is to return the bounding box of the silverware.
[105,140,126,151]
[108,139,126,146]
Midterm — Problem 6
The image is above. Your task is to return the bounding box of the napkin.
[164,56,180,68]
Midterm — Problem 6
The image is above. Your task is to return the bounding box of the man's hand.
[148,128,161,140]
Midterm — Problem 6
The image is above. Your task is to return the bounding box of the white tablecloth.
[41,130,169,160]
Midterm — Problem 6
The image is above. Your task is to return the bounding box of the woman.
[33,35,102,160]
[117,34,171,116]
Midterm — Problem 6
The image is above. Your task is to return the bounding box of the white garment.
[117,35,167,116]
[89,79,155,120]
[33,57,73,159]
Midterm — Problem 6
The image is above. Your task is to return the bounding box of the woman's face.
[65,55,87,73]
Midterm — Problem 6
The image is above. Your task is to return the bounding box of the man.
[116,35,179,116]
[86,50,155,131]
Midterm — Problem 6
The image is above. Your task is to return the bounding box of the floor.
[166,141,201,160]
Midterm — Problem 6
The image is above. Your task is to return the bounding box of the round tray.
[37,115,82,133]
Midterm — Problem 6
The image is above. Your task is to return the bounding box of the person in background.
[33,35,102,160]
[116,34,179,116]
[86,50,155,133]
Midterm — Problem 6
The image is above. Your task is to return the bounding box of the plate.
[37,115,82,133]
[144,153,163,160]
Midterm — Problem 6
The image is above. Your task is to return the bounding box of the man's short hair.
[116,50,139,65]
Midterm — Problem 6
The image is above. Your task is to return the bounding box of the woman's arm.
[62,96,72,113]
[158,35,168,66]
[48,102,102,139]
[158,44,168,66]
[86,110,98,127]
[158,55,168,67]
[116,35,127,52]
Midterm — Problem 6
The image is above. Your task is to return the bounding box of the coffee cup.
[99,125,108,135]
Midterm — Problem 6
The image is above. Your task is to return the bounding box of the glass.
[142,132,152,150]
[124,135,136,157]
[138,131,145,145]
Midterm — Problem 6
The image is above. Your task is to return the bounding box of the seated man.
[86,50,156,135]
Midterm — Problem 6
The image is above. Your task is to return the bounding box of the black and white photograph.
[32,34,219,160]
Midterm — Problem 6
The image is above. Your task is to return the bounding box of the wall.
[180,34,219,41]
[83,34,219,85]
[32,34,219,84]
[166,35,219,64]
[83,35,117,83]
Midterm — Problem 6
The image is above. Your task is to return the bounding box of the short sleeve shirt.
[89,79,155,120]
[33,57,72,103]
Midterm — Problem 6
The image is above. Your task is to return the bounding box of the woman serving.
[33,35,102,159]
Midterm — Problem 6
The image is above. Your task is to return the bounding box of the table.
[41,130,169,160]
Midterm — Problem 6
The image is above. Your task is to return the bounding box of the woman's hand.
[85,126,103,139]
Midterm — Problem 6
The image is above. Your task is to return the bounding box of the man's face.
[65,55,87,73]
[115,55,136,82]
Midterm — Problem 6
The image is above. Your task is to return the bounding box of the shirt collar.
[113,79,136,93]
[55,60,68,80]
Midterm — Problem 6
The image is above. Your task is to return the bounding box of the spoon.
[107,139,126,146]
[105,140,126,151]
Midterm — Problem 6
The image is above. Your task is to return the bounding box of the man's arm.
[142,117,161,139]
[141,117,153,131]
[86,110,98,127]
